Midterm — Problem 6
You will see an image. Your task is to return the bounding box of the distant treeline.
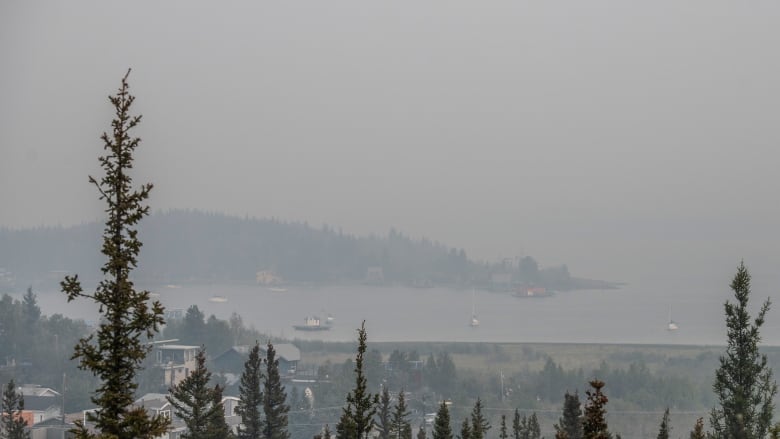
[0,210,614,289]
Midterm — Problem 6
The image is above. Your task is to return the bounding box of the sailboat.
[470,289,480,327]
[667,306,679,331]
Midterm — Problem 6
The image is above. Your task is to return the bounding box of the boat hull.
[293,325,330,331]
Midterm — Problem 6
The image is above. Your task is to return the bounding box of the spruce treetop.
[60,70,167,439]
[711,262,777,439]
[263,342,291,439]
[337,321,379,439]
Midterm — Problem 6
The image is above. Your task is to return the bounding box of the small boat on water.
[667,306,679,331]
[293,316,331,331]
[208,295,228,303]
[513,287,553,298]
[268,287,288,293]
[470,290,479,327]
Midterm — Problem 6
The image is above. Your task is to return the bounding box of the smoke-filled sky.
[2,1,780,286]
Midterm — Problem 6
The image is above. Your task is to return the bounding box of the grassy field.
[297,340,730,374]
[295,341,738,438]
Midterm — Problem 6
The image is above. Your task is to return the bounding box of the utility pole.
[61,372,66,424]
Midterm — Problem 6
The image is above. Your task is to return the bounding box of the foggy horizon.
[3,1,780,287]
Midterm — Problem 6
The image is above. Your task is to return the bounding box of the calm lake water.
[25,278,780,346]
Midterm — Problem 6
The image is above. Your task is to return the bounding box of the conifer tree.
[499,415,508,439]
[514,413,529,439]
[60,70,168,439]
[263,343,290,439]
[336,321,378,439]
[689,418,705,439]
[512,409,522,439]
[710,262,777,439]
[391,390,411,439]
[656,408,670,439]
[582,380,611,439]
[376,387,392,439]
[167,348,230,439]
[21,287,40,331]
[403,424,413,439]
[207,384,232,439]
[555,391,583,439]
[469,399,490,439]
[432,401,453,439]
[527,413,540,439]
[237,342,264,439]
[1,380,30,439]
[459,419,471,439]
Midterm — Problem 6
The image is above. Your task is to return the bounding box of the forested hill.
[0,210,613,289]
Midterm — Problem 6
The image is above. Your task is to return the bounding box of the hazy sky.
[2,1,780,286]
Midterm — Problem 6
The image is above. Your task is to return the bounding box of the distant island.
[0,210,619,292]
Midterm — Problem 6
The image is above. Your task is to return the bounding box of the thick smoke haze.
[2,1,780,287]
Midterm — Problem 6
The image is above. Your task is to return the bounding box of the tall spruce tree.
[512,409,522,439]
[527,413,540,439]
[207,384,232,439]
[710,262,777,439]
[60,70,168,439]
[263,343,290,439]
[377,387,393,439]
[515,414,529,439]
[555,391,583,439]
[656,408,670,439]
[1,380,30,439]
[237,342,264,439]
[391,390,411,439]
[167,348,230,439]
[336,321,378,439]
[432,401,453,439]
[459,419,471,439]
[469,399,490,439]
[499,415,508,439]
[582,380,611,439]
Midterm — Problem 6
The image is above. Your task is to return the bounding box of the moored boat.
[513,286,553,298]
[667,306,679,331]
[293,316,331,331]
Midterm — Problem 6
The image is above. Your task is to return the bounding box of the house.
[82,393,242,439]
[213,344,300,378]
[132,393,184,439]
[152,344,200,386]
[221,396,242,434]
[29,417,76,439]
[18,385,62,426]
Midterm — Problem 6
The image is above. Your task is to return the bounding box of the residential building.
[213,343,300,378]
[152,344,200,387]
[18,385,62,426]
